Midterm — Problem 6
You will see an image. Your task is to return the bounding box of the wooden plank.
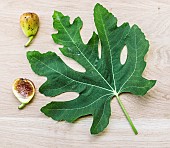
[0,0,170,147]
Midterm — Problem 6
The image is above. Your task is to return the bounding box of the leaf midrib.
[92,95,111,131]
[32,57,113,93]
[118,29,138,93]
[45,93,113,111]
[97,10,117,92]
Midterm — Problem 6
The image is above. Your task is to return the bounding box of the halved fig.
[12,78,35,109]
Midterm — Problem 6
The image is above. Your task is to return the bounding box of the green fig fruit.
[12,78,35,109]
[20,12,39,47]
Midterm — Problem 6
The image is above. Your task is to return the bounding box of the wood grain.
[0,0,170,147]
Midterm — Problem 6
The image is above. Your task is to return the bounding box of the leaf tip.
[51,33,57,41]
[94,3,105,11]
[151,79,157,87]
[26,50,39,60]
[90,128,97,135]
[132,24,138,28]
[90,126,102,135]
[40,103,51,116]
[26,51,31,57]
[52,10,64,21]
[73,17,83,29]
[40,105,46,113]
[95,3,102,7]
[122,22,130,27]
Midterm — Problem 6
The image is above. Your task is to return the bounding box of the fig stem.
[18,103,26,109]
[25,36,34,47]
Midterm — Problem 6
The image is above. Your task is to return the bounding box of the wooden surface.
[0,0,170,147]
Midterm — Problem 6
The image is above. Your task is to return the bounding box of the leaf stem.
[25,36,34,47]
[116,95,138,135]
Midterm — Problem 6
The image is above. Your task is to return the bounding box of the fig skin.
[12,78,35,109]
[20,12,39,47]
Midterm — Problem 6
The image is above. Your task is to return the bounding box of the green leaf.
[27,3,156,135]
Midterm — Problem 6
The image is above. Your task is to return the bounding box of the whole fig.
[20,12,39,47]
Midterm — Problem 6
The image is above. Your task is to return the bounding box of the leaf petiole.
[116,95,138,135]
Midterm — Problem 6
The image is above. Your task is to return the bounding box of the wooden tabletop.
[0,0,170,147]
